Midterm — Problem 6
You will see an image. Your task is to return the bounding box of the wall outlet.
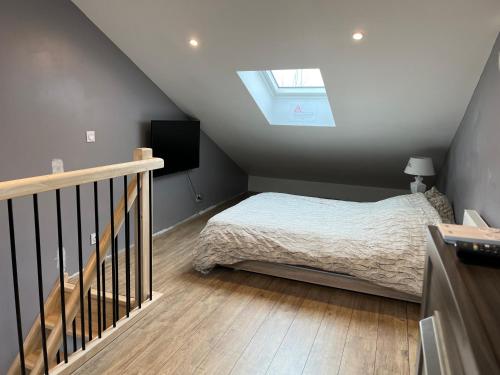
[196,194,203,202]
[90,232,97,245]
[86,130,96,143]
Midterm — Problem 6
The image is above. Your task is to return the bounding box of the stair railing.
[2,148,163,375]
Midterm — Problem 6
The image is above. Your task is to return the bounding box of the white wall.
[249,176,408,202]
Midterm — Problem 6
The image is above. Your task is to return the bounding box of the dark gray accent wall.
[0,0,247,371]
[438,33,500,226]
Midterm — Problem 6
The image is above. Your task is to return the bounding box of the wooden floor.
[73,197,421,375]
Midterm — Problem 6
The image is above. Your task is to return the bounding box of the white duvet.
[193,192,441,297]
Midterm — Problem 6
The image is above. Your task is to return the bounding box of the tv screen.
[150,120,200,177]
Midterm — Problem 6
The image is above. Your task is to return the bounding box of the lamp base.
[410,176,427,193]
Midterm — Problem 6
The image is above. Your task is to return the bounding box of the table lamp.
[404,156,435,193]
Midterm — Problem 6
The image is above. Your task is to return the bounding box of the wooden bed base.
[227,261,421,303]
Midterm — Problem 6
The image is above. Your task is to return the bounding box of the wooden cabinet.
[418,227,500,375]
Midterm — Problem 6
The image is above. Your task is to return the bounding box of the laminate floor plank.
[229,281,309,375]
[195,278,288,375]
[337,294,380,375]
[374,299,410,375]
[265,286,332,375]
[155,274,273,375]
[407,303,421,375]
[302,290,355,375]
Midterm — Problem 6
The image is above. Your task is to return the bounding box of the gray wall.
[438,33,500,226]
[0,0,247,371]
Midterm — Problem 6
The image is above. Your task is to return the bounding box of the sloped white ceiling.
[74,0,500,188]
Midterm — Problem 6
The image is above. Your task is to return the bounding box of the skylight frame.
[262,71,326,96]
[270,69,325,89]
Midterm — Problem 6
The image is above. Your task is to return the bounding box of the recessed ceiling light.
[352,32,364,41]
[189,38,199,47]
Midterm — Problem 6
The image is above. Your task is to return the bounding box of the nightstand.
[418,226,500,374]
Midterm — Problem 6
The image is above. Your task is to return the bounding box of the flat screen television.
[150,120,200,177]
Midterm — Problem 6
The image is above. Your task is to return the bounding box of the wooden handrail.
[0,156,163,201]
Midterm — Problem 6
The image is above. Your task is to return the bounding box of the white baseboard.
[152,191,246,237]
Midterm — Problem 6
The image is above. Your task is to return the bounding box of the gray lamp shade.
[404,157,435,176]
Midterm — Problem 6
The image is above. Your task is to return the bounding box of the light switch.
[86,130,96,143]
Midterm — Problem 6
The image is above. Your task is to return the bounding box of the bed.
[193,192,443,302]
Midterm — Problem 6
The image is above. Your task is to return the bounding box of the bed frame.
[226,261,421,303]
[225,210,487,304]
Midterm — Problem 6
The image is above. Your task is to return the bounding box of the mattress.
[193,192,442,296]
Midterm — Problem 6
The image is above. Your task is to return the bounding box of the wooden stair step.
[44,289,132,339]
[25,349,65,370]
[45,312,99,339]
[25,349,40,370]
[65,282,135,307]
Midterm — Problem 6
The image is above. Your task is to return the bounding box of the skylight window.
[237,68,335,127]
[271,69,325,88]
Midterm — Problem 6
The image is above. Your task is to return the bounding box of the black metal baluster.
[33,195,49,374]
[149,171,153,301]
[124,176,131,316]
[93,182,102,338]
[87,290,92,341]
[76,186,86,351]
[55,189,68,363]
[56,351,60,364]
[136,173,142,308]
[72,319,77,353]
[109,179,117,327]
[7,199,26,375]
[101,261,106,330]
[114,236,119,320]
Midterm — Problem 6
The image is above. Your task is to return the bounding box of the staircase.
[24,281,136,372]
[2,148,163,375]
